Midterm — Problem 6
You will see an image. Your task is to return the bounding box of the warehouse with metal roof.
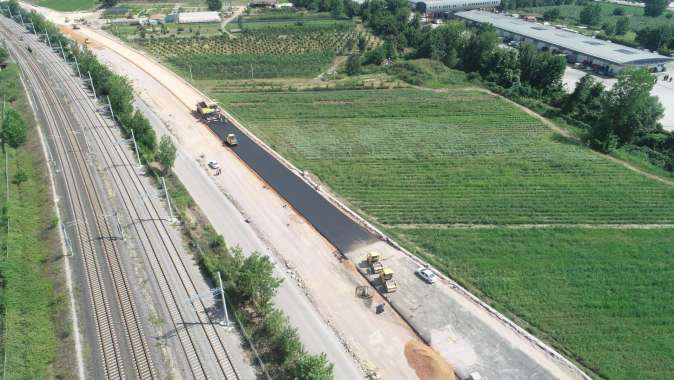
[410,0,500,14]
[177,11,221,24]
[455,10,672,75]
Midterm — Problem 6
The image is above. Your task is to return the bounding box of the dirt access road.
[32,4,588,378]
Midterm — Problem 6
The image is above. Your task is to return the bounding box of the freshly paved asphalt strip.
[206,118,376,253]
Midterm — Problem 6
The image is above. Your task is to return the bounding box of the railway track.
[0,19,154,380]
[1,16,240,380]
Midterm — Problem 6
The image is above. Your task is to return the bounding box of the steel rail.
[11,19,240,380]
[25,30,210,379]
[0,24,127,380]
[49,41,241,380]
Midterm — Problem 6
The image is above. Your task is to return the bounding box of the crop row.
[169,52,334,79]
[140,30,357,58]
[220,88,674,225]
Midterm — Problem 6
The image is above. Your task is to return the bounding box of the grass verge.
[0,63,72,378]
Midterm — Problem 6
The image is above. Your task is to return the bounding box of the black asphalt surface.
[207,118,377,253]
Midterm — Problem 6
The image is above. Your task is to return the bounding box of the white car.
[416,267,438,284]
[208,160,220,170]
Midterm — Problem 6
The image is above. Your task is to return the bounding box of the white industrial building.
[456,10,672,75]
[411,0,500,15]
[176,11,221,24]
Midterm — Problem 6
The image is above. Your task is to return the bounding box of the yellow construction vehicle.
[383,279,398,293]
[380,268,394,281]
[367,251,383,274]
[379,268,397,292]
[225,133,238,146]
[196,101,219,121]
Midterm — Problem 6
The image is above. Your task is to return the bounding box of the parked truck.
[196,101,219,121]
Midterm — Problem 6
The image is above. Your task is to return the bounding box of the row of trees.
[200,245,334,379]
[0,48,27,150]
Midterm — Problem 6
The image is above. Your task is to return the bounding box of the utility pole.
[45,30,53,49]
[58,39,67,62]
[73,55,82,78]
[106,95,115,120]
[160,177,174,222]
[114,211,124,241]
[130,129,141,166]
[87,71,96,98]
[217,271,230,326]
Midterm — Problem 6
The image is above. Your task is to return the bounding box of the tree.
[287,353,334,380]
[235,252,282,309]
[127,110,157,159]
[102,0,120,7]
[363,44,386,65]
[562,74,605,125]
[579,3,602,26]
[543,8,560,21]
[416,21,466,68]
[615,16,630,35]
[592,67,664,147]
[644,0,668,17]
[601,22,615,35]
[462,24,499,73]
[1,106,27,149]
[612,7,625,16]
[157,135,177,172]
[482,47,520,87]
[207,0,223,11]
[357,35,368,52]
[329,0,344,18]
[345,54,362,75]
[518,43,565,92]
[636,24,673,51]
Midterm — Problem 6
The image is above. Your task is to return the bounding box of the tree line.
[0,47,27,150]
[2,1,161,164]
[336,0,674,172]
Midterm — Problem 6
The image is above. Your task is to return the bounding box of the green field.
[36,0,96,11]
[227,11,356,30]
[217,88,674,225]
[393,227,674,379]
[519,2,674,30]
[135,25,358,79]
[210,83,674,378]
[0,65,67,377]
